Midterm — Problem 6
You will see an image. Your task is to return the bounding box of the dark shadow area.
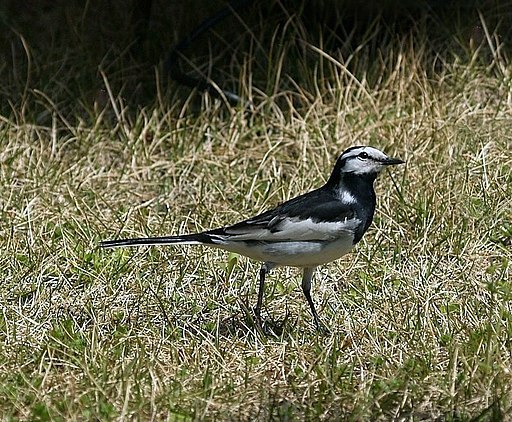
[0,0,509,120]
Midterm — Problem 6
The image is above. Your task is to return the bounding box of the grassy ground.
[1,2,512,420]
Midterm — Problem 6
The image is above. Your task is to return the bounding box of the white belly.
[216,234,355,267]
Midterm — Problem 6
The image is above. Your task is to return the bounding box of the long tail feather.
[100,233,213,249]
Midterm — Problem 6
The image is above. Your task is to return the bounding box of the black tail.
[100,233,215,249]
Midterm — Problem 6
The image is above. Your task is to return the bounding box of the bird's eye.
[358,152,369,159]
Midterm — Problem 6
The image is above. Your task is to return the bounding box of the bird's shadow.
[217,309,293,339]
[182,292,298,338]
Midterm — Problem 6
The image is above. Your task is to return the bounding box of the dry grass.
[1,2,512,420]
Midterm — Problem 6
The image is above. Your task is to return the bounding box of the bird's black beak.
[382,157,405,166]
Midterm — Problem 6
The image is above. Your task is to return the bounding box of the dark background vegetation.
[1,0,509,118]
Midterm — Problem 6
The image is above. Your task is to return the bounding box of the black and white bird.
[101,146,404,331]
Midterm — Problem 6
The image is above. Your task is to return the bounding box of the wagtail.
[101,146,404,331]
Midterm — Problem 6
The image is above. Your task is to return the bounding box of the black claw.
[314,319,330,335]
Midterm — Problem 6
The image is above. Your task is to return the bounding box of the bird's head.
[325,146,404,189]
[336,146,404,176]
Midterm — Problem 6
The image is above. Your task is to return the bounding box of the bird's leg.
[254,263,270,325]
[302,267,328,333]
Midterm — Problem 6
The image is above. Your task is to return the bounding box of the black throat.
[327,170,378,243]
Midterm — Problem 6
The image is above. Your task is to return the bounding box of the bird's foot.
[252,308,288,336]
[314,319,330,335]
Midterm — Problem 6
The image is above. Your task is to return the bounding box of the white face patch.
[339,146,390,175]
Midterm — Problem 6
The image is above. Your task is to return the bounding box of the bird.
[100,146,404,331]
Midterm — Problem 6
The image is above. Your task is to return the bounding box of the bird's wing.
[211,189,358,242]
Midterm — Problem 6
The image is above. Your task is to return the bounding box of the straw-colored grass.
[1,2,511,420]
